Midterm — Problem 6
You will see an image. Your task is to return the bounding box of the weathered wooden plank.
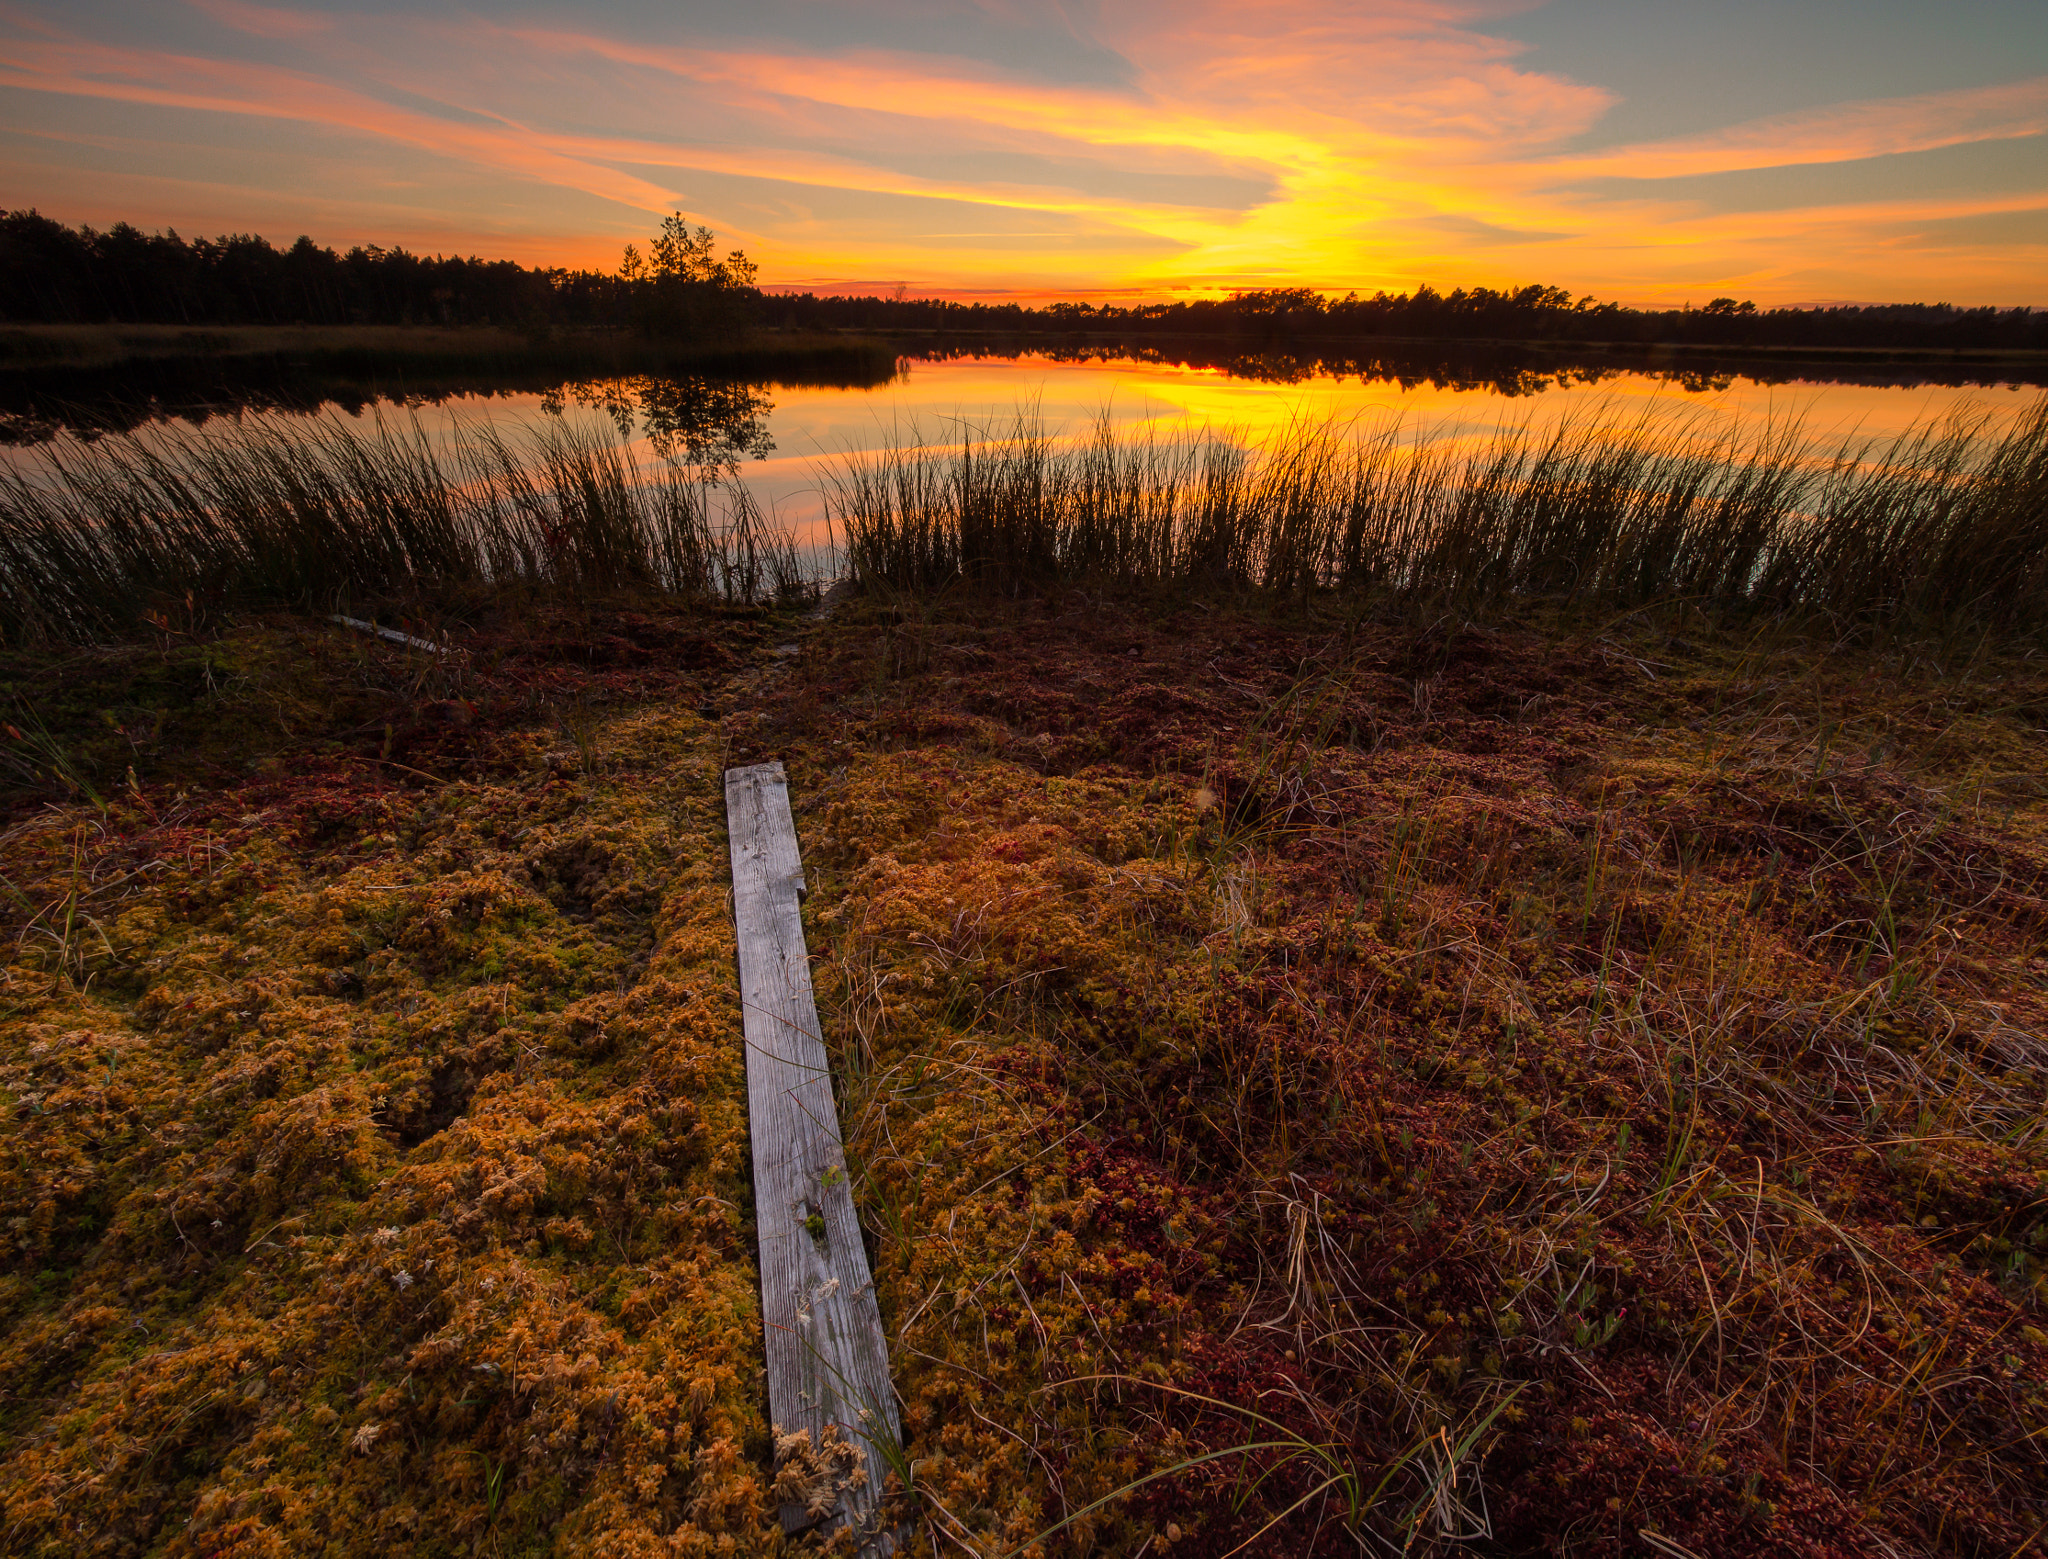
[725,761,899,1544]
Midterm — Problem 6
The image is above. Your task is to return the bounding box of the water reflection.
[3,342,2040,563]
[0,349,888,447]
[910,338,2048,396]
[538,376,775,468]
[4,328,2042,448]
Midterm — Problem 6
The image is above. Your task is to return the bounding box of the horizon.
[15,216,2045,316]
[2,2,2045,309]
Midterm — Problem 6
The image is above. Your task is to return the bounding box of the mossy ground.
[3,594,2046,1557]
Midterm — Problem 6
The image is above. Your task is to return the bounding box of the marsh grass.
[0,410,810,643]
[830,398,2048,635]
[785,599,2048,1554]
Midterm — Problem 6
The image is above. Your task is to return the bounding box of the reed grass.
[0,410,809,643]
[829,397,2048,634]
[10,394,2045,649]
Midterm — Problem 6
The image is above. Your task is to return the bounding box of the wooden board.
[725,762,899,1544]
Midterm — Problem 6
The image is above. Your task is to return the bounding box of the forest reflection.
[906,339,2048,396]
[538,377,776,469]
[7,328,2045,448]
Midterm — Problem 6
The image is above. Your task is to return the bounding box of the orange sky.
[1,0,2043,305]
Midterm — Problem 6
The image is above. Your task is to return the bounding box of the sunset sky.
[2,0,2043,306]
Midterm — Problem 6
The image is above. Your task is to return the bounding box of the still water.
[524,352,2048,548]
[7,348,2043,551]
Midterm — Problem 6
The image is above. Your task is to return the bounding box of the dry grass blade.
[0,407,814,642]
[825,397,2048,638]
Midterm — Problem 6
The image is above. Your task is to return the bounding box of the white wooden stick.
[725,761,899,1545]
[329,615,451,654]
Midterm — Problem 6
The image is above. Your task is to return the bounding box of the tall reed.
[0,411,808,643]
[828,398,2048,633]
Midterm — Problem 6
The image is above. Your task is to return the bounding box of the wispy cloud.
[1550,76,2048,181]
[0,32,683,213]
[0,0,2041,302]
[182,0,334,41]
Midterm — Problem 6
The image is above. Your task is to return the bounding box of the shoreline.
[0,322,901,383]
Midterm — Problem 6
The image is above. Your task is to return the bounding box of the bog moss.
[2,594,2046,1556]
[0,622,777,1556]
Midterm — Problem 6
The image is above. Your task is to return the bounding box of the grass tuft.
[829,398,2048,637]
[0,410,810,644]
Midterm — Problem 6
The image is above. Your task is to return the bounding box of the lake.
[536,350,2048,549]
[6,344,2045,554]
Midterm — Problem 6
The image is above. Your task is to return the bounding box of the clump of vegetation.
[774,598,2048,1555]
[0,410,811,645]
[830,399,2048,637]
[0,609,794,1556]
[615,217,759,345]
[12,206,2047,362]
[0,208,759,340]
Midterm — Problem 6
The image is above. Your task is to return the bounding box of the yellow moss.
[10,609,2048,1556]
[0,703,782,1556]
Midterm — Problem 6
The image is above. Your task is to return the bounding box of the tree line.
[4,208,2043,354]
[770,284,2048,353]
[0,210,755,337]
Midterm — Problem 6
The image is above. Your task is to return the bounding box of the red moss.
[6,597,2048,1556]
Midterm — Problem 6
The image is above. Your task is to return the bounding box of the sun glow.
[0,1,2042,303]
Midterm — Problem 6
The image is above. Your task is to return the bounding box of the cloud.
[0,29,686,214]
[1409,212,1577,246]
[183,0,334,40]
[1550,76,2048,181]
[484,4,1619,285]
[0,0,2041,302]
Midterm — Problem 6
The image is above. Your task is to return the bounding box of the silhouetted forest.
[772,286,2048,354]
[0,210,754,338]
[5,209,2044,355]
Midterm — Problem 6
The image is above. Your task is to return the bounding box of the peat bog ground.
[0,586,2045,1557]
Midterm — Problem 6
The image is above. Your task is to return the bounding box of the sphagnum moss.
[6,594,2048,1558]
[0,691,785,1555]
[777,600,2048,1557]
